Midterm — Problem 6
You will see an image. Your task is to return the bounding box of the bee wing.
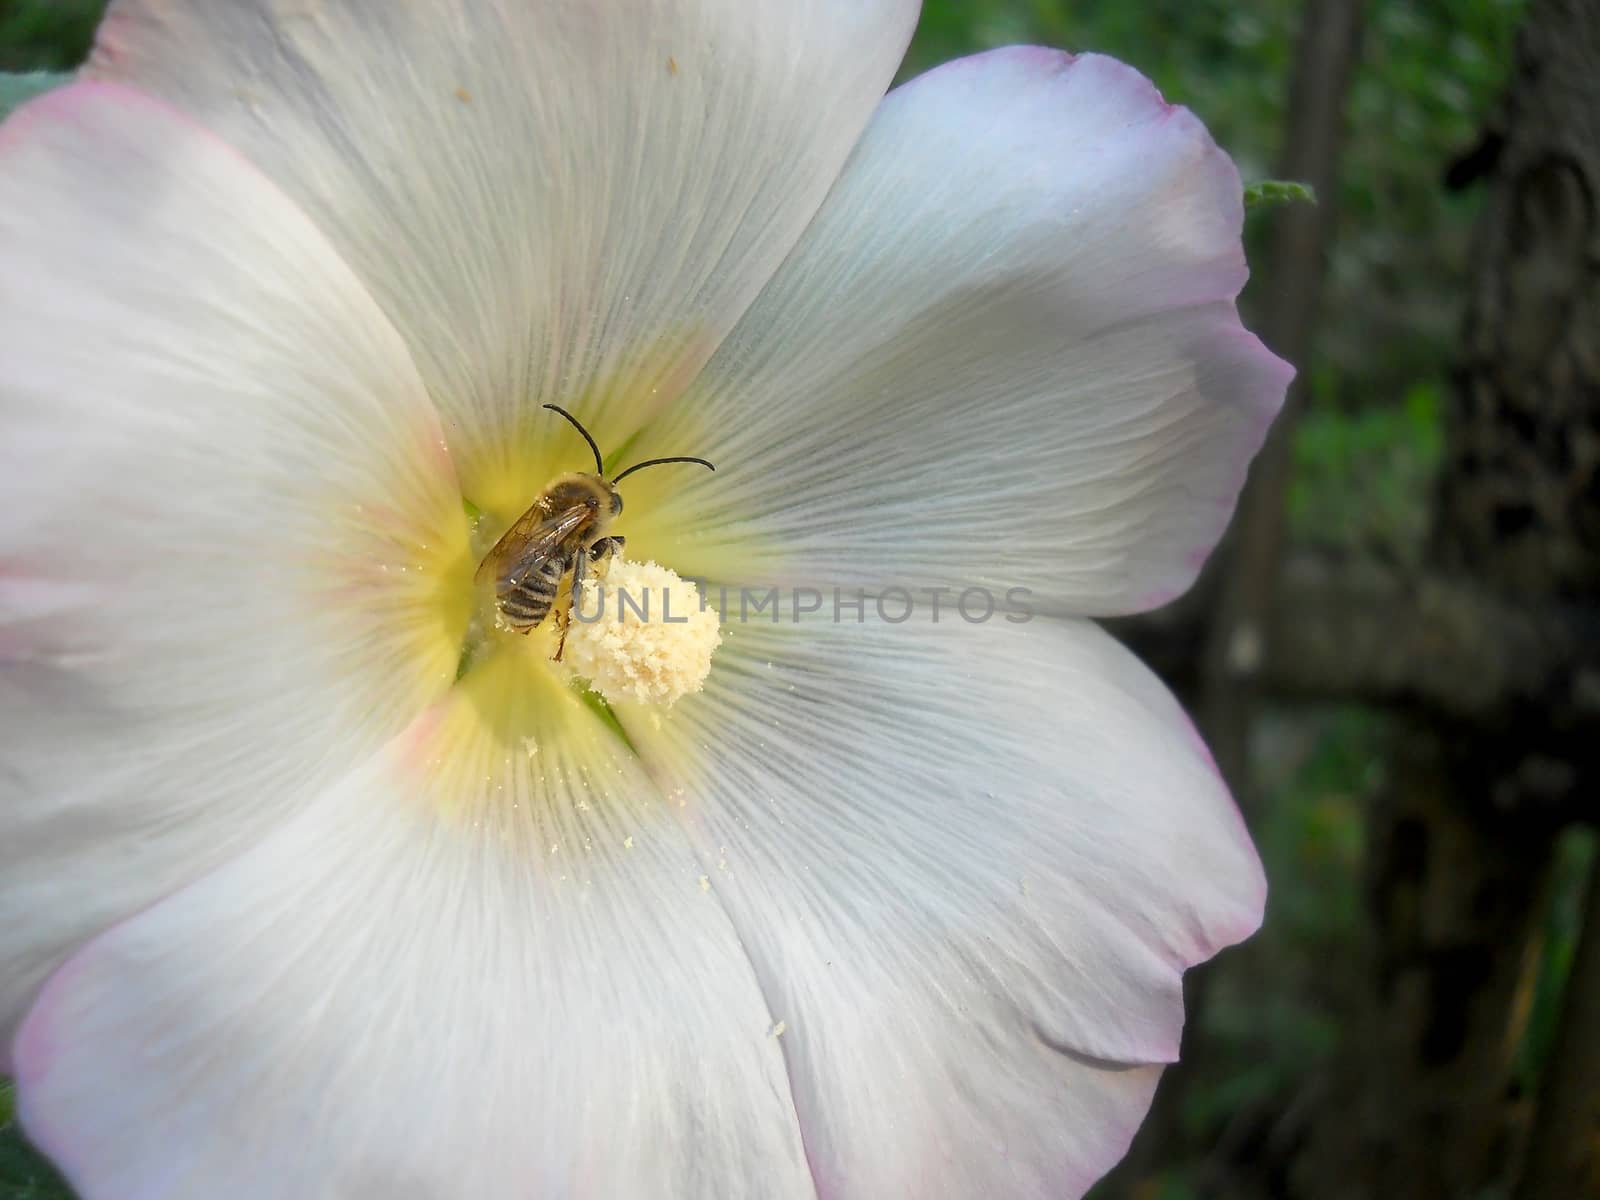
[474,502,591,589]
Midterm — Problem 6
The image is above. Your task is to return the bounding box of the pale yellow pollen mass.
[563,557,721,707]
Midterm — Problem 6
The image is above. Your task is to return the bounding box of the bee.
[475,404,713,656]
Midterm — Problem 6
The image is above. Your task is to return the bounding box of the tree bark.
[1435,0,1600,602]
[1360,0,1600,1194]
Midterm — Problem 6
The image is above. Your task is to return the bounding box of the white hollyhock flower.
[0,3,1292,1198]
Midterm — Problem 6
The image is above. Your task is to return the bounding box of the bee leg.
[552,609,569,662]
[588,535,624,562]
[554,552,588,664]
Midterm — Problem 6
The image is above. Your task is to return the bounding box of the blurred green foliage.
[0,2,1559,1199]
[1290,380,1444,562]
[0,1084,68,1200]
[0,1,98,72]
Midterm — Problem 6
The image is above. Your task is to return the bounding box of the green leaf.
[1244,178,1318,210]
[0,70,70,121]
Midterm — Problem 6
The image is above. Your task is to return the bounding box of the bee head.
[580,481,621,517]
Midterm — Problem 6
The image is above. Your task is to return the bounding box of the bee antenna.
[611,456,716,485]
[543,404,604,474]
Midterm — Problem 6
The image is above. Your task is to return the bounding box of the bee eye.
[611,493,624,516]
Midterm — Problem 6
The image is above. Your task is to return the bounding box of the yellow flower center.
[380,368,758,827]
[386,447,722,821]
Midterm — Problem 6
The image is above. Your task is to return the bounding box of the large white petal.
[14,665,812,1199]
[87,0,921,509]
[616,613,1264,1197]
[617,48,1292,616]
[0,84,467,1058]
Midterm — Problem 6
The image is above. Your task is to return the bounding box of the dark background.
[3,1,1595,1197]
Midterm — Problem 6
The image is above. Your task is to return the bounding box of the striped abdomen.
[496,553,571,633]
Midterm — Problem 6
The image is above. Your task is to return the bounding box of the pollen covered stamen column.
[563,558,721,707]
